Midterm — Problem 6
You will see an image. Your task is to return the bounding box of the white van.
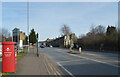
[0,42,2,58]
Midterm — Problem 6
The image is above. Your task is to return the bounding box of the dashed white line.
[58,59,84,63]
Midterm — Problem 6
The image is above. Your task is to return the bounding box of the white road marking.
[84,53,99,56]
[55,48,119,67]
[58,59,84,63]
[69,54,119,68]
[57,62,75,77]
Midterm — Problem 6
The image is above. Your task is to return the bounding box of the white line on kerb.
[57,62,75,77]
[69,54,119,68]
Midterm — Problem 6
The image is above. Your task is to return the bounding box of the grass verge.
[17,52,26,61]
[0,58,2,61]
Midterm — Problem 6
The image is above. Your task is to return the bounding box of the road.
[39,47,119,76]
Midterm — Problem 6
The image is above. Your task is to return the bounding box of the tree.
[29,29,37,45]
[61,24,71,35]
[105,26,118,48]
[6,37,12,41]
[95,25,105,34]
[118,27,120,51]
[106,26,117,36]
[2,28,11,38]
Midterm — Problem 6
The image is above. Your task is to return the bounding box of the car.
[50,45,53,48]
[40,45,45,48]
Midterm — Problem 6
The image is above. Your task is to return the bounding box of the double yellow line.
[44,55,61,77]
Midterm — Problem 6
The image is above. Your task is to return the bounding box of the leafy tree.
[29,29,37,45]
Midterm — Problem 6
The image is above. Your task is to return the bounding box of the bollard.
[79,47,81,53]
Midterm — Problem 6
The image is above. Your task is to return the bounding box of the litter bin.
[2,42,17,72]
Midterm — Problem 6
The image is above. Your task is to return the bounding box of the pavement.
[12,48,61,75]
[0,58,2,76]
[40,47,119,75]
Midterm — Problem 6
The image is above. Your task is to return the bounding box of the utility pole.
[27,0,29,53]
[37,33,39,57]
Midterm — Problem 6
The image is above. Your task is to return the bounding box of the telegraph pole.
[37,33,39,57]
[27,0,29,53]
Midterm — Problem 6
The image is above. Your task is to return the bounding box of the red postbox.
[2,42,17,72]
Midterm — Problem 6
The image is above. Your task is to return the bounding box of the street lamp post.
[27,0,29,53]
[37,33,39,57]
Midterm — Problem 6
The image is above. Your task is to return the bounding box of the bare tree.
[90,25,97,35]
[79,34,85,39]
[61,24,71,35]
[89,24,105,36]
[2,28,11,38]
[95,25,105,34]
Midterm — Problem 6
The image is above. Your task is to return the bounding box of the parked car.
[40,45,45,48]
[50,45,53,48]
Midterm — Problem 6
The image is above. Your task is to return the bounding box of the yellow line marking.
[44,55,57,75]
[43,55,51,75]
[49,61,61,77]
[44,55,61,77]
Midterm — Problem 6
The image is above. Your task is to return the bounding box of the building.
[20,31,26,48]
[64,34,70,48]
[45,33,77,48]
[12,28,27,49]
[12,28,20,43]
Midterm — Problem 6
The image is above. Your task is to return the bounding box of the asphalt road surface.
[39,47,119,76]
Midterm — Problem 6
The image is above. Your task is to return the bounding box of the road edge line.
[57,62,75,77]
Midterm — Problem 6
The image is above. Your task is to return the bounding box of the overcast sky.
[2,2,118,41]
